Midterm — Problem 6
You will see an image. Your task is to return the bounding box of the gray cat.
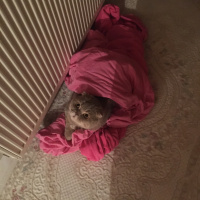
[64,92,114,140]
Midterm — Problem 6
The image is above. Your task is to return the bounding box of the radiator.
[0,0,105,159]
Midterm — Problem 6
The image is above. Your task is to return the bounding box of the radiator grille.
[0,0,104,159]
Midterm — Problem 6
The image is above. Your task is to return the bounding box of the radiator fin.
[0,0,105,158]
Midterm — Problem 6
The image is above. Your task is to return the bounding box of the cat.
[64,92,115,140]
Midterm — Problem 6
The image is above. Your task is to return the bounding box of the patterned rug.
[1,0,200,199]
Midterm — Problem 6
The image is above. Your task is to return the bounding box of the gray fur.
[64,92,114,140]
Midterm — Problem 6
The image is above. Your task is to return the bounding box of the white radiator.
[0,0,105,159]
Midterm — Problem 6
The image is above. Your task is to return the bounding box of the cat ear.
[96,112,103,119]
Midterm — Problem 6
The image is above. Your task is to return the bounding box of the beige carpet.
[1,0,200,199]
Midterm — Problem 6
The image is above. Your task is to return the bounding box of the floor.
[1,0,200,199]
[0,154,17,194]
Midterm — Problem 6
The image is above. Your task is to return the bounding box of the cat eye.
[76,103,80,109]
[83,113,89,119]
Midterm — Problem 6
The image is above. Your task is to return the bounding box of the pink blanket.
[36,4,154,161]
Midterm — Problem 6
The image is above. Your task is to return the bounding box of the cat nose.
[76,104,80,109]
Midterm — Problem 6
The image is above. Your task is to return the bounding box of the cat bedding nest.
[36,4,154,161]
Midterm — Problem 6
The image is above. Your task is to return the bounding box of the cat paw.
[70,124,76,129]
[65,134,72,141]
[64,130,73,141]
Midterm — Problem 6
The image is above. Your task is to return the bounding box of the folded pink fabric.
[36,4,154,161]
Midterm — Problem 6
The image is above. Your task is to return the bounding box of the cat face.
[68,93,103,130]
